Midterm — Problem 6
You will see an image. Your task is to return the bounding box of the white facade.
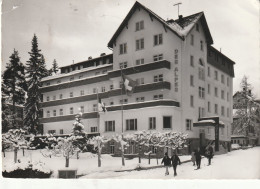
[39,2,234,149]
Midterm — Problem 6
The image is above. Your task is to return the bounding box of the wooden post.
[65,156,69,167]
[14,148,18,163]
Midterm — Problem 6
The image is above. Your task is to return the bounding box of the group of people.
[161,145,214,176]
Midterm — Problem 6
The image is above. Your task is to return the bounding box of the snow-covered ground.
[2,147,260,179]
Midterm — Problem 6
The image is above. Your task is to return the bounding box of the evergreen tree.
[51,59,59,74]
[232,76,260,144]
[2,50,27,130]
[24,34,48,134]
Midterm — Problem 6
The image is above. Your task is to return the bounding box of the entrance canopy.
[193,117,225,128]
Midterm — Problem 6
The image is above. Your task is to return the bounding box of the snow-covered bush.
[2,129,28,163]
[2,160,52,178]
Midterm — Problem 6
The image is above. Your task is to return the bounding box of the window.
[154,94,163,100]
[198,67,205,80]
[214,104,218,114]
[136,20,144,31]
[70,107,74,114]
[80,106,84,113]
[214,70,218,80]
[190,75,194,86]
[46,96,50,102]
[215,87,218,97]
[105,121,115,132]
[196,23,199,32]
[93,88,97,94]
[221,74,225,84]
[199,87,205,99]
[119,62,127,69]
[153,54,163,61]
[93,104,97,111]
[221,128,224,135]
[48,130,56,134]
[227,92,230,101]
[101,86,106,92]
[53,96,56,100]
[70,77,74,81]
[126,119,137,131]
[119,43,127,54]
[110,85,114,90]
[91,127,97,133]
[208,84,211,94]
[57,80,61,84]
[70,92,73,98]
[120,99,128,104]
[151,146,157,154]
[186,119,192,130]
[60,94,63,99]
[190,55,194,67]
[208,101,211,112]
[60,129,64,134]
[207,127,211,135]
[136,38,144,50]
[190,95,194,107]
[154,34,163,46]
[47,110,50,118]
[60,109,63,115]
[136,97,145,102]
[221,106,225,116]
[163,116,172,129]
[191,34,194,45]
[80,90,84,96]
[136,58,144,65]
[149,117,156,130]
[208,67,210,77]
[200,40,204,51]
[154,74,163,82]
[227,108,230,117]
[227,77,230,86]
[221,90,225,99]
[199,107,205,117]
[136,78,144,85]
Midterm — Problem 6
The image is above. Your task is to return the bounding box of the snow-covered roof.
[198,119,215,123]
[108,2,213,48]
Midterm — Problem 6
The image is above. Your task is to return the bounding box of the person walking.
[195,148,201,169]
[161,152,171,175]
[191,150,196,166]
[206,145,214,165]
[171,151,181,176]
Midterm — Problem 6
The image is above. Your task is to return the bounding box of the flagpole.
[97,87,100,134]
[120,68,124,134]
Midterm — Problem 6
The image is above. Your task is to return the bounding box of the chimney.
[100,53,106,56]
[88,56,92,60]
[179,15,183,20]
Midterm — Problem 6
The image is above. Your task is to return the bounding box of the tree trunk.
[148,154,151,164]
[23,148,25,156]
[122,150,125,166]
[14,148,18,163]
[98,148,101,167]
[138,146,141,163]
[65,156,69,167]
[77,151,79,159]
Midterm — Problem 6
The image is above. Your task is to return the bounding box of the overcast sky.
[1,0,259,97]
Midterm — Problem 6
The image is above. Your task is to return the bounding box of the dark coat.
[161,156,171,166]
[195,150,201,160]
[171,155,181,166]
[206,146,214,158]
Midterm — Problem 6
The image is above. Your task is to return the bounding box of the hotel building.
[39,2,235,154]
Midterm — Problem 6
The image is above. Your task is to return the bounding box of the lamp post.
[138,144,142,163]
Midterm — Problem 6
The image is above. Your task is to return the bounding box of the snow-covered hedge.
[2,161,52,178]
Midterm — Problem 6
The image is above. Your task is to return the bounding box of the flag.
[122,74,137,96]
[98,98,107,113]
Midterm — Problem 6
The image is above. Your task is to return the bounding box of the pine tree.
[51,59,59,74]
[2,50,27,130]
[232,76,260,144]
[24,34,48,134]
